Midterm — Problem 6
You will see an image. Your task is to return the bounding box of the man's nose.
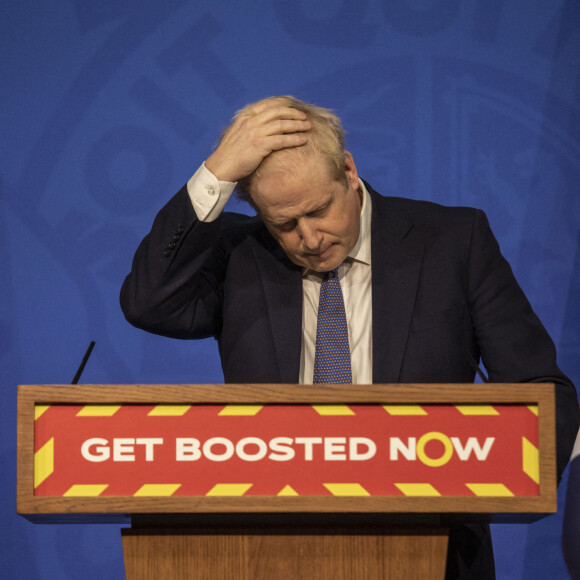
[299,221,322,251]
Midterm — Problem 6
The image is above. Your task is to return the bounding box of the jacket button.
[163,249,171,257]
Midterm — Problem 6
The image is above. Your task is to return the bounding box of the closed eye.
[272,219,296,232]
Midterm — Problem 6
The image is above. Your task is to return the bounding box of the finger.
[243,104,308,124]
[265,131,310,152]
[264,118,311,136]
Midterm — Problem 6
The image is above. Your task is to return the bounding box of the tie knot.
[325,268,339,280]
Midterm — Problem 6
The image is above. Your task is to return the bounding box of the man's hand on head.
[205,104,311,183]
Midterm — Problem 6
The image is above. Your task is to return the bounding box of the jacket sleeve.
[120,184,249,340]
[467,209,579,479]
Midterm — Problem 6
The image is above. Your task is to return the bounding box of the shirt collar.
[349,178,372,266]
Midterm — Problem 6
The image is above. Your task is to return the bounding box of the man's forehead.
[263,148,327,175]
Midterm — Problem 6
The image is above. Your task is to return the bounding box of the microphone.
[71,341,95,384]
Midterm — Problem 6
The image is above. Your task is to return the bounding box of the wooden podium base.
[122,518,449,580]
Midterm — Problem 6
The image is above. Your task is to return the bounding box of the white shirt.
[187,163,373,384]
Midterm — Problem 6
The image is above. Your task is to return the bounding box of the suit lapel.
[250,233,303,383]
[370,189,424,383]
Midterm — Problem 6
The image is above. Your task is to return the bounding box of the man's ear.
[343,151,359,190]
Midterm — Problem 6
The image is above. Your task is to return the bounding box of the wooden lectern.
[17,383,557,579]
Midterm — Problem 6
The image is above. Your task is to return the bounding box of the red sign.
[34,403,539,498]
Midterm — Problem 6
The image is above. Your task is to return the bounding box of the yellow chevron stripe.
[383,405,427,415]
[34,437,54,488]
[148,405,191,416]
[277,485,299,496]
[63,484,108,497]
[527,405,539,416]
[218,405,263,416]
[76,405,121,417]
[34,405,50,420]
[395,483,440,496]
[323,483,370,496]
[522,436,540,484]
[455,405,499,415]
[206,483,253,496]
[312,405,355,416]
[466,483,514,496]
[134,484,181,496]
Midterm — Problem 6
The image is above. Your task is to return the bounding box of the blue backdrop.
[2,1,579,578]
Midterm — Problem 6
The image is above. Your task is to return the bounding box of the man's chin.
[301,251,344,272]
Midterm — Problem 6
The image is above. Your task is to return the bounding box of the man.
[121,96,579,578]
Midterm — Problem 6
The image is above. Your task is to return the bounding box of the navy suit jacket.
[121,182,579,579]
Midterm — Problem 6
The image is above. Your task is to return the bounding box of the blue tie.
[313,268,352,384]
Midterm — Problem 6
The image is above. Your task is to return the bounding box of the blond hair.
[226,96,347,204]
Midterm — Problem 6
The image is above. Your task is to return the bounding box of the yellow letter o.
[416,432,453,467]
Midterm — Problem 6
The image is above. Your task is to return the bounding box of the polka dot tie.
[313,268,352,384]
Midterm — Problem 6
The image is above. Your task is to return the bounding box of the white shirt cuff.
[187,163,237,222]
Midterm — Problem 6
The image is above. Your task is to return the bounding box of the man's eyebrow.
[271,217,296,227]
[308,200,331,215]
